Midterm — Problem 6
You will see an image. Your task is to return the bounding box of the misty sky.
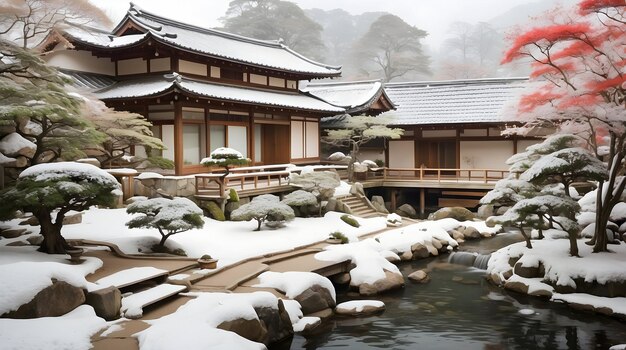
[92,0,551,48]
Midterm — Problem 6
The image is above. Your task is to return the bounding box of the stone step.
[95,267,169,291]
[121,283,187,318]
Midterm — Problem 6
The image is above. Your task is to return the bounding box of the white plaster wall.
[388,140,415,168]
[305,121,319,158]
[210,66,221,78]
[250,73,267,85]
[150,57,170,72]
[45,49,114,75]
[162,125,175,161]
[227,126,248,158]
[269,77,285,87]
[517,139,541,153]
[460,140,513,169]
[290,121,303,159]
[118,58,147,75]
[179,59,206,76]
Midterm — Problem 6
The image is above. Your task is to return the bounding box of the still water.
[283,233,626,350]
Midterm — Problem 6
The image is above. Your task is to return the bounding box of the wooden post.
[390,189,397,212]
[173,102,183,175]
[419,188,425,215]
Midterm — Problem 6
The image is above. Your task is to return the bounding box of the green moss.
[341,214,360,228]
[329,231,349,244]
[203,201,225,221]
[228,188,240,202]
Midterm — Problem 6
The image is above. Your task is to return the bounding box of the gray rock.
[396,204,417,217]
[514,262,541,279]
[325,198,337,213]
[371,196,389,214]
[504,280,529,295]
[294,284,336,315]
[85,286,122,321]
[1,228,27,239]
[450,230,465,241]
[217,317,267,343]
[400,251,413,261]
[27,235,43,246]
[254,299,294,345]
[358,271,404,296]
[428,207,475,221]
[350,183,365,196]
[335,300,385,316]
[477,205,494,219]
[460,226,481,239]
[332,273,351,285]
[2,280,85,318]
[411,243,429,259]
[496,206,509,215]
[19,216,39,226]
[408,270,430,283]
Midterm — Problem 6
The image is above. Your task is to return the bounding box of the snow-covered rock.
[335,300,385,316]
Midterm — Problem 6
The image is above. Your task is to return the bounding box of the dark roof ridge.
[385,77,528,89]
[306,79,383,87]
[118,3,341,71]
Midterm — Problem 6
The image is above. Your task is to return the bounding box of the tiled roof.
[382,78,528,125]
[61,70,117,90]
[67,4,341,77]
[94,73,344,113]
[302,80,393,113]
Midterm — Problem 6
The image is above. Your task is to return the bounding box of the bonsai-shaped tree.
[281,190,318,217]
[323,115,403,182]
[0,162,121,254]
[231,194,295,231]
[126,197,204,251]
[490,201,544,249]
[289,171,340,216]
[200,147,250,176]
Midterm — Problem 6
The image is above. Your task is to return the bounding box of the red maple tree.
[502,0,625,252]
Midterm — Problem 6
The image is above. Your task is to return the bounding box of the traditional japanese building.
[37,3,361,175]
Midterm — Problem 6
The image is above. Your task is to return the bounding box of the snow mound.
[254,271,336,301]
[336,300,385,313]
[0,132,36,156]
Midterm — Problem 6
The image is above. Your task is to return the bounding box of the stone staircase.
[339,194,381,218]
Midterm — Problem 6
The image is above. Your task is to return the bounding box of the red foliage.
[502,23,592,64]
[585,75,626,93]
[558,94,602,108]
[518,90,562,113]
[579,0,626,14]
[530,62,576,78]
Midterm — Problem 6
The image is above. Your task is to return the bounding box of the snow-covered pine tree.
[200,147,250,176]
[126,197,204,251]
[0,162,121,254]
[231,194,295,231]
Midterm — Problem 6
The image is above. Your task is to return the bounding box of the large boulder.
[85,286,122,321]
[428,207,475,221]
[254,299,294,345]
[1,228,27,239]
[460,226,481,240]
[411,243,429,259]
[217,317,267,343]
[2,280,85,318]
[396,204,417,218]
[477,205,494,219]
[371,196,389,214]
[504,280,529,295]
[358,271,404,296]
[514,262,541,279]
[294,285,336,315]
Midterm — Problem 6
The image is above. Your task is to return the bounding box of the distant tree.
[470,22,500,67]
[351,14,429,82]
[444,21,474,64]
[289,171,341,215]
[501,0,625,252]
[126,197,204,251]
[0,0,112,48]
[220,0,326,61]
[231,194,295,231]
[0,40,105,177]
[323,115,403,181]
[0,162,120,254]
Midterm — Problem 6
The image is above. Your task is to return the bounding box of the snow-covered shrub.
[362,160,378,168]
[328,231,349,244]
[281,190,317,217]
[231,194,295,231]
[0,162,121,254]
[328,152,348,162]
[126,197,204,252]
[341,214,360,228]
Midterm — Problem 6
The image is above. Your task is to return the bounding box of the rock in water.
[335,300,385,316]
[408,270,430,283]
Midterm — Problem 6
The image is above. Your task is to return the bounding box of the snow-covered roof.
[381,77,528,126]
[302,80,394,113]
[61,70,116,90]
[94,73,344,113]
[67,3,341,77]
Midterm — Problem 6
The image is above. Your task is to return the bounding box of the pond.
[281,233,626,350]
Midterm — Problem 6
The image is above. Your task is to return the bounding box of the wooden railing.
[195,164,349,198]
[379,167,509,183]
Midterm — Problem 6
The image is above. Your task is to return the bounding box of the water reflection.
[283,233,626,350]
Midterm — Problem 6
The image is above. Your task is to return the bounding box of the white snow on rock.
[0,305,106,350]
[254,271,336,301]
[327,152,347,161]
[0,247,102,315]
[335,300,385,313]
[552,293,626,316]
[136,172,164,180]
[518,308,535,315]
[0,152,16,165]
[0,132,36,156]
[610,345,626,350]
[292,316,320,332]
[137,292,275,350]
[281,299,303,324]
